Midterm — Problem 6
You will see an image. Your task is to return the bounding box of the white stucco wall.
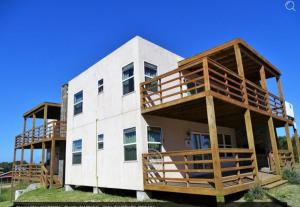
[65,36,237,191]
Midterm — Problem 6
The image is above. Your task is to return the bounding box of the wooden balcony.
[140,58,288,124]
[14,121,66,149]
[142,148,257,196]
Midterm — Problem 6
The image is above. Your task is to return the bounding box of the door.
[191,132,211,169]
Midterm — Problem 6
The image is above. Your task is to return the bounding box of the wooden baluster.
[179,71,183,98]
[236,153,241,184]
[184,155,189,187]
[159,79,163,104]
[225,73,230,97]
[254,88,259,109]
[162,155,166,185]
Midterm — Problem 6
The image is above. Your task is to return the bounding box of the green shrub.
[0,194,5,202]
[282,167,300,184]
[244,185,265,202]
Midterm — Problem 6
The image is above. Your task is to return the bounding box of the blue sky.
[0,0,299,162]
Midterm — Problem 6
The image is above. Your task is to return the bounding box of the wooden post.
[268,118,281,174]
[259,66,270,111]
[42,105,48,163]
[293,126,300,162]
[285,123,295,168]
[21,117,27,165]
[276,77,286,117]
[50,138,55,188]
[30,114,36,164]
[206,95,224,202]
[244,110,259,183]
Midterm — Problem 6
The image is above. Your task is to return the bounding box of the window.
[74,91,83,115]
[147,127,162,152]
[72,139,82,164]
[98,79,104,94]
[122,63,134,95]
[218,134,232,157]
[123,127,137,161]
[144,62,158,92]
[98,134,104,150]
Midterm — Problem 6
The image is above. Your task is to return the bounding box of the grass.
[267,164,300,207]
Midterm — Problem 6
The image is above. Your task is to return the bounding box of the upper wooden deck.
[140,39,291,126]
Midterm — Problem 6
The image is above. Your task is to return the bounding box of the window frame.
[72,139,82,165]
[74,91,83,115]
[123,127,137,161]
[218,134,233,158]
[147,126,162,152]
[98,79,104,94]
[144,62,158,93]
[122,63,135,95]
[97,134,104,150]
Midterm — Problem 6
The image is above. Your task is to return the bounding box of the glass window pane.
[148,127,161,142]
[72,152,82,164]
[225,135,232,145]
[98,134,104,142]
[148,143,161,152]
[124,144,137,161]
[74,102,83,115]
[74,91,83,104]
[122,63,134,80]
[201,135,210,149]
[72,140,82,152]
[124,128,136,144]
[218,134,223,145]
[144,62,157,78]
[98,142,103,150]
[98,79,103,86]
[123,78,134,95]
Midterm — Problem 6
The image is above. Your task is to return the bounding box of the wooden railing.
[142,148,256,193]
[278,150,295,170]
[13,164,41,182]
[140,59,285,119]
[15,121,67,148]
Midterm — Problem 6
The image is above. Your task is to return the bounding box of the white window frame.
[97,134,104,150]
[122,63,134,95]
[74,91,83,115]
[147,126,162,152]
[72,139,82,165]
[123,127,137,161]
[98,79,104,94]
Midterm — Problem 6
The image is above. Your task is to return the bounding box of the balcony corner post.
[293,126,300,162]
[205,95,224,200]
[285,123,296,170]
[267,117,281,175]
[41,105,48,164]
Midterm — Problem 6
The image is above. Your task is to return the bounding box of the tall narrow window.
[74,91,83,115]
[98,134,104,150]
[144,62,158,92]
[72,139,82,164]
[147,126,162,152]
[123,127,137,161]
[218,134,232,157]
[98,79,104,94]
[122,63,134,95]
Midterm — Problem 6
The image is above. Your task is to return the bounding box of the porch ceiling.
[143,97,286,129]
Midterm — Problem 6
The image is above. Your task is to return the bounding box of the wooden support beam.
[293,126,300,162]
[49,138,55,188]
[234,44,248,104]
[205,95,224,200]
[285,123,295,166]
[42,105,48,163]
[21,117,27,165]
[268,118,281,174]
[30,114,36,164]
[259,66,271,112]
[276,77,286,117]
[203,57,210,91]
[244,109,259,183]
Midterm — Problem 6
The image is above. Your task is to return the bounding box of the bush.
[244,185,265,202]
[282,167,300,184]
[0,194,5,202]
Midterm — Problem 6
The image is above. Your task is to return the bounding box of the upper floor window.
[74,91,83,115]
[123,127,137,161]
[144,62,158,92]
[72,139,82,164]
[147,126,162,152]
[98,79,104,94]
[98,134,104,150]
[122,63,134,95]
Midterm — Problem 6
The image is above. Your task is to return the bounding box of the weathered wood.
[293,127,300,161]
[206,95,224,197]
[285,123,296,168]
[268,118,281,174]
[42,105,48,163]
[21,117,27,165]
[49,138,55,188]
[244,110,259,183]
[30,114,36,164]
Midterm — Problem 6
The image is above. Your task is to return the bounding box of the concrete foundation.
[93,187,103,194]
[65,185,74,192]
[136,190,151,201]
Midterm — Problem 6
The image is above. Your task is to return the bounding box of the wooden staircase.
[259,172,287,190]
[40,165,62,188]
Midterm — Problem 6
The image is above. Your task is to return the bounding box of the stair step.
[263,180,288,190]
[261,175,281,185]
